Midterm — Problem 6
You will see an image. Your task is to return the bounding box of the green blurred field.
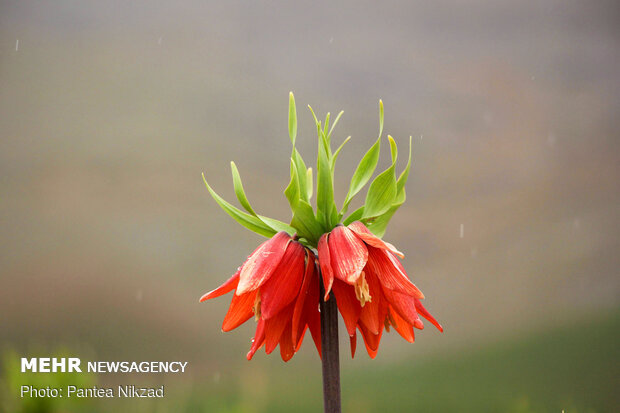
[7,310,615,413]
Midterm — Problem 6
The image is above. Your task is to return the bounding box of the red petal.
[246,319,266,360]
[292,251,315,344]
[264,303,294,354]
[317,234,334,299]
[295,325,308,352]
[358,271,386,335]
[348,221,404,258]
[328,226,368,284]
[414,298,444,332]
[366,247,424,299]
[260,242,305,319]
[200,271,240,302]
[350,332,357,359]
[331,279,362,337]
[359,323,383,358]
[388,306,415,343]
[381,286,423,328]
[307,306,322,359]
[222,290,257,332]
[305,270,322,358]
[236,232,291,295]
[279,322,295,362]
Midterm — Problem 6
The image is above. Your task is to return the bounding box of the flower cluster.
[200,93,441,361]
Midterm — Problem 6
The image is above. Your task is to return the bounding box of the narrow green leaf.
[288,92,297,145]
[328,110,344,139]
[366,205,398,237]
[284,158,301,209]
[341,136,381,214]
[308,105,322,139]
[306,167,313,200]
[332,136,351,166]
[388,135,398,163]
[362,165,397,219]
[323,112,331,144]
[316,133,336,229]
[292,149,309,202]
[343,205,364,225]
[230,162,256,216]
[258,215,296,235]
[291,200,323,245]
[202,173,276,238]
[366,137,412,235]
[395,136,413,203]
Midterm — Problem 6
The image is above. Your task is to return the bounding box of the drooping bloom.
[318,221,443,358]
[200,232,322,361]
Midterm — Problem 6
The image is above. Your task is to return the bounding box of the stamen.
[354,271,372,307]
[253,291,262,321]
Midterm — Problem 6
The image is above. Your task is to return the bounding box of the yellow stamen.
[253,291,262,321]
[354,271,372,307]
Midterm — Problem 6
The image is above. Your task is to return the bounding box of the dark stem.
[319,280,341,413]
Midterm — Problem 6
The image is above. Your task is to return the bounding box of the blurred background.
[1,1,619,412]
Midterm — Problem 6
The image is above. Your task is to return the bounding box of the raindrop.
[136,290,143,302]
[460,224,464,239]
[15,39,19,51]
[213,372,220,383]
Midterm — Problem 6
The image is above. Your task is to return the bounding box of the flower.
[317,221,443,358]
[200,232,322,362]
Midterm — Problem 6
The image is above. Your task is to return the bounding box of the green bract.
[202,92,413,247]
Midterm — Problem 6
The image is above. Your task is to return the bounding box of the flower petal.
[237,232,291,295]
[279,322,295,362]
[414,298,444,332]
[328,225,368,284]
[317,233,334,299]
[200,270,240,302]
[358,323,382,358]
[331,279,362,337]
[350,332,357,359]
[222,290,257,332]
[388,306,415,343]
[366,247,424,299]
[381,286,423,329]
[292,251,316,344]
[348,221,404,258]
[260,241,306,319]
[264,303,294,354]
[358,271,386,335]
[246,318,265,360]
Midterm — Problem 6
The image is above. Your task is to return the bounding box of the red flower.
[200,232,321,362]
[317,221,443,358]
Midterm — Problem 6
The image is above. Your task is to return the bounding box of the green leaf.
[306,167,313,200]
[341,136,381,214]
[328,110,344,139]
[366,205,398,238]
[202,173,276,238]
[343,205,364,225]
[258,215,296,235]
[288,92,297,145]
[388,134,398,163]
[290,200,323,245]
[284,158,301,209]
[230,162,256,216]
[292,149,309,202]
[332,136,351,169]
[362,136,398,219]
[362,166,397,218]
[323,112,331,144]
[395,136,413,203]
[316,132,336,229]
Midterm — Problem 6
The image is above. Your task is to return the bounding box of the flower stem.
[319,280,341,413]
